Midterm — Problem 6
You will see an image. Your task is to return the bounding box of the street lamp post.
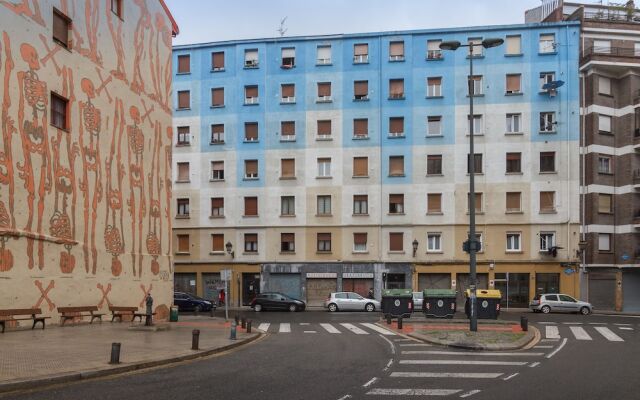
[439,38,503,332]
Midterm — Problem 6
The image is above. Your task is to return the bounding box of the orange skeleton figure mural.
[164,126,172,269]
[70,0,103,67]
[106,0,127,83]
[16,43,52,270]
[0,0,44,27]
[131,0,152,95]
[104,98,125,277]
[126,105,146,277]
[78,77,103,274]
[146,122,162,275]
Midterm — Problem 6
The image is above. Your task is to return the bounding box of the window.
[111,0,123,18]
[389,194,404,214]
[593,40,611,54]
[598,155,612,174]
[211,234,224,252]
[506,192,521,213]
[244,160,258,179]
[244,197,258,216]
[354,119,368,138]
[427,40,442,60]
[317,82,331,101]
[598,233,611,252]
[389,117,404,137]
[244,122,258,141]
[177,234,189,253]
[540,72,555,91]
[53,9,71,49]
[244,234,258,253]
[354,233,367,252]
[211,197,224,217]
[211,88,224,107]
[506,113,521,134]
[317,195,331,215]
[211,161,224,180]
[51,93,68,129]
[281,158,295,178]
[317,45,331,64]
[212,51,225,71]
[281,196,295,216]
[468,114,483,135]
[599,76,611,95]
[598,114,612,133]
[427,77,442,97]
[281,121,295,141]
[506,152,521,173]
[636,42,640,57]
[281,233,295,252]
[211,124,224,144]
[317,233,332,252]
[470,75,483,95]
[506,233,521,252]
[540,152,555,173]
[177,126,190,145]
[468,193,483,213]
[427,233,442,252]
[427,116,442,136]
[317,120,332,139]
[389,41,405,61]
[317,158,331,177]
[467,153,483,174]
[389,232,404,252]
[177,90,190,109]
[389,79,405,99]
[506,74,521,94]
[281,84,295,103]
[468,38,483,57]
[244,49,259,68]
[427,155,442,175]
[353,157,368,177]
[354,43,369,63]
[244,85,259,105]
[540,232,555,251]
[353,195,368,215]
[177,162,189,182]
[539,34,555,53]
[540,191,555,213]
[505,35,521,55]
[598,193,613,214]
[389,156,404,176]
[177,198,189,217]
[427,193,442,214]
[540,112,556,132]
[281,47,295,68]
[177,54,190,74]
[354,80,369,100]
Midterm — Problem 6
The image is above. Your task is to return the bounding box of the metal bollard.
[520,316,528,332]
[210,307,215,318]
[247,319,252,333]
[386,314,392,325]
[230,323,237,340]
[234,315,240,325]
[194,306,199,317]
[241,317,246,329]
[109,342,121,364]
[398,317,403,330]
[192,329,200,350]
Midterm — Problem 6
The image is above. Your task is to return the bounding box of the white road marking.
[340,323,369,335]
[541,338,560,342]
[595,326,624,342]
[303,330,317,333]
[378,334,396,355]
[570,326,592,340]
[529,362,540,368]
[257,323,270,332]
[299,322,310,326]
[563,322,583,325]
[533,345,554,349]
[320,323,341,334]
[545,325,561,339]
[546,338,568,359]
[399,343,432,347]
[279,323,291,333]
[393,338,412,342]
[337,395,352,400]
[361,323,396,335]
[614,323,632,326]
[404,351,543,357]
[383,358,393,371]
[503,373,519,381]
[366,389,462,396]
[619,327,634,330]
[390,372,502,379]
[589,322,607,325]
[363,377,378,388]
[539,322,557,324]
[460,390,482,398]
[400,360,528,366]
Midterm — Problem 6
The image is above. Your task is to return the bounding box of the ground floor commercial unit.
[581,267,640,312]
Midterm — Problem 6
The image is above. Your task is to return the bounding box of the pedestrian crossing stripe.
[279,323,291,333]
[366,388,463,396]
[360,323,396,336]
[257,323,270,332]
[594,326,623,342]
[320,323,340,334]
[569,326,592,340]
[340,323,369,335]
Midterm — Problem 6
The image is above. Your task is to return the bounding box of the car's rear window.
[545,294,559,301]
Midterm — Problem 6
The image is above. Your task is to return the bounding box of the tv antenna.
[277,17,288,37]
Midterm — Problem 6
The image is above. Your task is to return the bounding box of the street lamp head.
[482,38,504,49]
[439,40,461,51]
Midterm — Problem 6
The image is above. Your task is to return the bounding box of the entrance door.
[456,273,488,306]
[174,273,197,296]
[269,273,301,300]
[418,273,451,290]
[494,273,530,308]
[589,271,616,310]
[623,270,640,312]
[343,279,373,298]
[536,273,560,295]
[202,273,223,302]
[306,278,337,307]
[242,273,260,306]
[386,273,406,289]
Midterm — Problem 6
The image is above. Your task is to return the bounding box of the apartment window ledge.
[279,251,296,255]
[598,211,614,215]
[210,68,225,73]
[426,174,444,177]
[598,131,613,136]
[353,98,370,102]
[506,250,523,254]
[243,252,259,255]
[175,215,190,219]
[353,61,370,65]
[599,93,614,98]
[505,132,524,136]
[353,136,370,140]
[466,55,485,59]
[388,96,406,100]
[176,108,191,111]
[505,92,524,96]
[279,138,297,143]
[315,214,333,217]
[243,177,259,181]
[209,179,225,183]
[505,172,523,176]
[388,251,405,254]
[175,251,190,255]
[539,171,557,175]
[243,140,260,144]
[352,251,369,254]
[505,53,523,57]
[598,250,613,254]
[466,212,484,215]
[280,214,296,218]
[316,63,333,67]
[244,102,260,107]
[465,134,484,137]
[280,101,296,105]
[426,57,445,62]
[388,174,406,178]
[244,65,259,70]
[352,213,369,217]
[209,215,225,219]
[176,143,191,147]
[539,51,558,56]
[539,131,557,135]
[175,179,191,183]
[539,210,557,214]
[505,211,524,214]
[210,141,225,145]
[387,135,406,139]
[426,212,443,215]
[426,96,444,99]
[466,94,485,98]
[316,176,332,179]
[316,251,333,254]
[210,105,225,109]
[279,176,296,180]
[316,99,333,104]
[209,251,226,256]
[242,215,259,219]
[426,134,444,138]
[387,213,405,216]
[316,137,333,141]
[426,251,444,254]
[598,171,614,176]
[466,173,485,176]
[176,72,191,75]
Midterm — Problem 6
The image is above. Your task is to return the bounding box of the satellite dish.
[542,80,565,91]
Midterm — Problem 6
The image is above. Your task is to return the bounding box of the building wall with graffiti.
[0,0,177,321]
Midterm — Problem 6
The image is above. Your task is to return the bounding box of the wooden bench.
[0,308,49,333]
[109,306,139,322]
[57,306,104,326]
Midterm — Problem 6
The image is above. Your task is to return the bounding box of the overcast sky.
[166,0,561,46]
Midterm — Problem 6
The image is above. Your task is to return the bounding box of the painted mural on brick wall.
[0,0,174,321]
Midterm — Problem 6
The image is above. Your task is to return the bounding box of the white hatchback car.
[325,292,380,312]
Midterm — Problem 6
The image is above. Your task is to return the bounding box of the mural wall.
[0,0,176,321]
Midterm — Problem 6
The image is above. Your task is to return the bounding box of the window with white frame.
[427,233,442,252]
[506,232,521,252]
[281,47,295,68]
[598,233,611,252]
[353,233,367,252]
[427,116,442,136]
[353,195,368,215]
[540,232,555,252]
[468,114,483,135]
[316,45,331,65]
[470,75,483,95]
[354,43,369,63]
[598,114,612,133]
[506,113,521,134]
[281,196,295,216]
[427,77,442,97]
[427,40,442,60]
[468,38,483,57]
[540,72,555,91]
[317,158,331,177]
[244,85,259,105]
[505,35,521,55]
[539,34,555,53]
[211,161,224,180]
[317,195,331,215]
[177,126,190,145]
[598,155,612,174]
[593,40,611,54]
[540,112,556,133]
[244,49,259,68]
[211,124,224,144]
[599,76,611,95]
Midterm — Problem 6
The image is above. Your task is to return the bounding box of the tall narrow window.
[353,195,368,215]
[506,233,521,252]
[389,41,405,61]
[177,235,190,253]
[354,119,368,138]
[211,124,224,144]
[539,34,555,53]
[177,162,189,182]
[317,120,332,139]
[427,116,442,136]
[599,76,611,95]
[281,158,295,178]
[211,161,224,180]
[389,156,405,177]
[540,152,556,173]
[53,9,71,49]
[244,85,259,105]
[281,84,295,103]
[506,152,521,174]
[427,40,442,60]
[470,75,483,95]
[211,197,224,217]
[598,114,612,133]
[244,122,258,141]
[317,233,332,252]
[389,79,405,99]
[281,121,295,141]
[281,196,295,216]
[598,155,612,174]
[317,82,332,101]
[468,115,483,135]
[281,233,295,252]
[506,74,521,94]
[468,193,483,213]
[469,38,483,57]
[177,198,190,217]
[177,126,190,145]
[353,157,369,177]
[506,113,521,134]
[540,232,555,251]
[427,77,442,97]
[389,232,404,252]
[354,80,369,100]
[354,233,368,252]
[211,88,224,107]
[467,154,483,174]
[389,194,404,214]
[211,234,224,252]
[506,192,521,212]
[317,195,331,215]
[540,112,556,132]
[505,35,521,55]
[244,160,258,179]
[178,90,190,109]
[317,45,331,64]
[244,197,258,216]
[540,191,555,213]
[389,117,404,137]
[177,54,190,74]
[317,158,331,177]
[354,43,369,63]
[51,93,68,130]
[427,155,442,175]
[244,234,258,252]
[540,72,555,91]
[212,51,225,71]
[598,193,613,214]
[281,47,295,68]
[427,233,442,252]
[244,49,259,68]
[427,193,442,214]
[598,233,611,252]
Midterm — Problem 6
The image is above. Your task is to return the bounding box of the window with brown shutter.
[281,158,295,178]
[354,119,368,137]
[389,232,404,251]
[468,193,482,213]
[51,93,68,130]
[389,194,404,214]
[281,121,295,136]
[389,79,404,99]
[318,82,331,98]
[427,155,442,175]
[212,51,225,70]
[598,193,613,213]
[389,41,404,60]
[245,160,258,178]
[177,126,190,145]
[178,90,190,109]
[211,124,224,143]
[506,192,521,212]
[245,85,258,99]
[211,161,224,180]
[540,191,555,212]
[353,195,368,214]
[53,9,70,49]
[177,235,189,253]
[245,122,258,141]
[244,234,258,252]
[244,196,258,216]
[281,233,295,252]
[506,74,521,94]
[281,84,295,98]
[389,156,404,176]
[212,234,224,252]
[177,55,190,74]
[506,153,521,173]
[211,197,224,216]
[317,233,332,252]
[467,154,483,174]
[427,193,442,214]
[211,88,224,107]
[317,120,331,137]
[354,81,368,100]
[177,162,189,182]
[353,157,368,177]
[354,233,367,246]
[354,43,369,63]
[540,152,555,173]
[389,117,404,135]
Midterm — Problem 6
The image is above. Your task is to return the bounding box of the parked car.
[250,292,306,312]
[530,293,592,315]
[174,292,216,312]
[412,292,424,311]
[325,292,380,312]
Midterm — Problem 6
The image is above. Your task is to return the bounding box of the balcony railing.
[583,46,640,58]
[583,11,640,23]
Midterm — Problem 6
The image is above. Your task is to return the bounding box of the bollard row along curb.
[0,331,263,395]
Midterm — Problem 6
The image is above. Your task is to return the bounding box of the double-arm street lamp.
[439,38,503,332]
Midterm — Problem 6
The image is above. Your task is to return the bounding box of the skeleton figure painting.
[126,105,146,277]
[104,98,125,277]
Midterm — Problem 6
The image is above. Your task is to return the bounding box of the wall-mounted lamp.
[225,241,235,258]
[412,239,419,257]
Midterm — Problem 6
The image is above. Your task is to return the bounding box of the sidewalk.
[0,316,260,393]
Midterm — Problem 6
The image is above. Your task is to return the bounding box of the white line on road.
[614,323,632,326]
[533,345,554,349]
[393,338,413,342]
[545,326,561,339]
[595,326,624,342]
[378,334,396,355]
[320,323,341,334]
[589,322,607,325]
[390,372,503,379]
[361,323,396,335]
[383,358,393,371]
[257,323,271,332]
[402,351,543,357]
[337,395,352,400]
[399,343,432,347]
[279,323,291,333]
[546,338,568,359]
[539,322,557,324]
[303,330,317,333]
[570,326,592,340]
[400,360,528,366]
[529,362,540,368]
[363,377,378,388]
[541,338,560,342]
[503,373,519,381]
[460,390,482,398]
[340,323,369,335]
[366,389,462,396]
[299,322,310,326]
[619,327,634,330]
[563,322,583,325]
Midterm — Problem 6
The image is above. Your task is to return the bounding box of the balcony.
[634,169,640,189]
[581,46,640,64]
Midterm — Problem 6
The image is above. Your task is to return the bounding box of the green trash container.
[169,306,179,322]
[381,289,414,318]
[423,289,457,318]
[464,289,501,319]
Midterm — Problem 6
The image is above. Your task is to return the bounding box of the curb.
[0,332,263,394]
[404,326,540,351]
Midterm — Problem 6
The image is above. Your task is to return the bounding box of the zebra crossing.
[542,323,631,342]
[255,321,398,335]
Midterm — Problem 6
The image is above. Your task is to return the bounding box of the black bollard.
[210,307,215,318]
[109,342,121,364]
[247,319,252,333]
[241,317,246,329]
[230,323,237,340]
[192,329,200,350]
[386,314,392,325]
[398,317,403,330]
[194,306,199,317]
[520,316,528,332]
[234,315,240,325]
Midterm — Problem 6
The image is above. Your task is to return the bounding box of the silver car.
[412,292,424,311]
[530,293,593,315]
[325,292,380,312]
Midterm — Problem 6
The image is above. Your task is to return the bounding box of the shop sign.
[343,272,374,279]
[306,272,337,278]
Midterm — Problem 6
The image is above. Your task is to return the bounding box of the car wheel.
[365,303,375,312]
[328,303,338,312]
[580,306,591,315]
[254,304,262,312]
[288,304,297,312]
[541,305,551,314]
[195,305,202,313]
